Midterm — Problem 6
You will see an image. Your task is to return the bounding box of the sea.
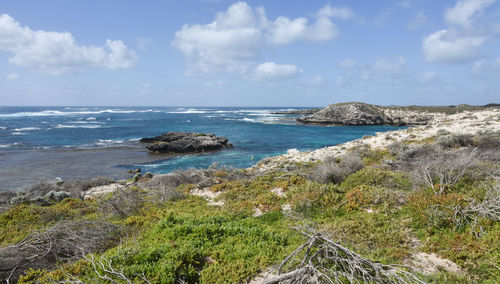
[0,106,403,191]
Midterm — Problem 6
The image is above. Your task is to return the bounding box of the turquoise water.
[0,106,403,190]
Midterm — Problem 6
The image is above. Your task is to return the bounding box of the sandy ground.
[82,183,125,199]
[190,187,224,206]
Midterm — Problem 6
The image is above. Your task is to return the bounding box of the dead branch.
[413,148,479,194]
[0,220,120,283]
[264,226,425,284]
[83,254,133,284]
[429,183,500,238]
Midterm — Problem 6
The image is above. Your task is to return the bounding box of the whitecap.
[67,121,104,124]
[167,108,208,114]
[86,117,97,120]
[12,132,26,135]
[14,127,41,131]
[240,118,258,123]
[0,109,160,118]
[0,126,7,130]
[94,139,124,146]
[55,124,102,129]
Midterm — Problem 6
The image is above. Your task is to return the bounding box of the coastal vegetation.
[0,108,499,283]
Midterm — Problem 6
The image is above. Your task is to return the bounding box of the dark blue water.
[0,106,402,190]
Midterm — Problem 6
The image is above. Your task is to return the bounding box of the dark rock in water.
[128,168,141,173]
[296,102,434,126]
[140,132,233,154]
[270,108,321,115]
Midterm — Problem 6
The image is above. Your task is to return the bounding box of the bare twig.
[83,254,133,284]
[265,226,425,284]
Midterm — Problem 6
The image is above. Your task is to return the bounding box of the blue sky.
[0,0,499,106]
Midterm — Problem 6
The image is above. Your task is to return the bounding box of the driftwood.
[264,226,425,284]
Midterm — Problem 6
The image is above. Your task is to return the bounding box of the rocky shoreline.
[255,107,500,172]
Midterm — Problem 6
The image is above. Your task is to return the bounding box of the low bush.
[313,154,363,184]
[44,190,71,202]
[412,148,479,194]
[438,133,474,149]
[0,198,94,246]
[0,220,120,283]
[288,183,343,214]
[98,187,146,218]
[344,185,408,212]
[341,167,412,191]
[48,211,300,284]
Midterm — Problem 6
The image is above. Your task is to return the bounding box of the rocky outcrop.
[140,132,233,154]
[296,102,434,126]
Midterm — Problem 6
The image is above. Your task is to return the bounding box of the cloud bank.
[0,14,137,75]
[172,2,349,76]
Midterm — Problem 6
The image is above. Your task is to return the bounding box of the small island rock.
[140,132,233,153]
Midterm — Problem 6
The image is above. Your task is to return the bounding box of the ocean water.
[0,106,403,191]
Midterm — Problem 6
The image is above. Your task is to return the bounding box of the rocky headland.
[295,102,497,126]
[256,107,500,171]
[140,132,233,153]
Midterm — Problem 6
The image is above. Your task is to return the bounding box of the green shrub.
[341,167,412,191]
[288,183,343,214]
[133,173,142,182]
[64,211,300,283]
[44,190,71,202]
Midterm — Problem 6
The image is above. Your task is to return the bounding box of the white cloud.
[444,0,496,28]
[422,0,498,64]
[204,80,225,87]
[172,1,341,74]
[338,58,357,69]
[309,75,324,84]
[0,14,137,75]
[372,56,406,73]
[423,29,484,63]
[421,71,437,82]
[373,11,391,27]
[336,57,410,87]
[253,62,302,80]
[136,37,152,50]
[6,73,19,80]
[407,11,427,30]
[172,2,265,74]
[268,16,337,45]
[316,5,355,20]
[396,1,411,8]
[470,58,500,79]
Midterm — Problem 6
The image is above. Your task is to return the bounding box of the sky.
[0,0,499,106]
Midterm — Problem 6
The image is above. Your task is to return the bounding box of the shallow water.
[0,106,403,190]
